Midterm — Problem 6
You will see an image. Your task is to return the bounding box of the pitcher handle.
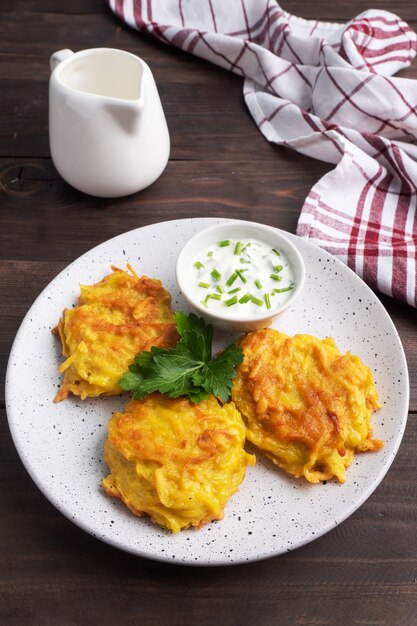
[50,49,74,73]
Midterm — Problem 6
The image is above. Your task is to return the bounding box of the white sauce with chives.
[191,237,295,318]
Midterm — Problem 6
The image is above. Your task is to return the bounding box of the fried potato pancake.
[54,266,178,402]
[102,393,255,532]
[232,329,383,484]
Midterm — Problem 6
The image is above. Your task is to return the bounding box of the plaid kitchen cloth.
[108,0,417,307]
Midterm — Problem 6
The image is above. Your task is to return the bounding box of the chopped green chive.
[211,268,221,281]
[234,241,243,255]
[226,272,238,286]
[195,240,292,314]
[235,269,248,283]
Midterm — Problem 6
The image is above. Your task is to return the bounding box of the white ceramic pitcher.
[49,48,170,197]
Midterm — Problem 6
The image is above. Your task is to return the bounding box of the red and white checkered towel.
[108,0,417,307]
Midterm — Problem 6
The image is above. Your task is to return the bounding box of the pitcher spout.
[104,97,144,135]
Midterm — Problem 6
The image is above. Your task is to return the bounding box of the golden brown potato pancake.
[54,266,178,402]
[232,329,382,484]
[102,393,255,532]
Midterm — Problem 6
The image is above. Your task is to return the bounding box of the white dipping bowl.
[176,220,305,332]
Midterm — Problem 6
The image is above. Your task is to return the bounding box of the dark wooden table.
[1,1,416,624]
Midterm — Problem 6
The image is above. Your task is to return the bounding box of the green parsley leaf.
[192,343,244,402]
[119,312,243,403]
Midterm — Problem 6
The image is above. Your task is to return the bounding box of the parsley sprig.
[119,312,243,403]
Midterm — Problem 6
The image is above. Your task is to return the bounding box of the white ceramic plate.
[5,218,409,566]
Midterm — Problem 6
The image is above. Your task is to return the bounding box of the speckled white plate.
[5,218,409,566]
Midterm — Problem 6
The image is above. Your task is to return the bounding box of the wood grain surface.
[1,1,416,624]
